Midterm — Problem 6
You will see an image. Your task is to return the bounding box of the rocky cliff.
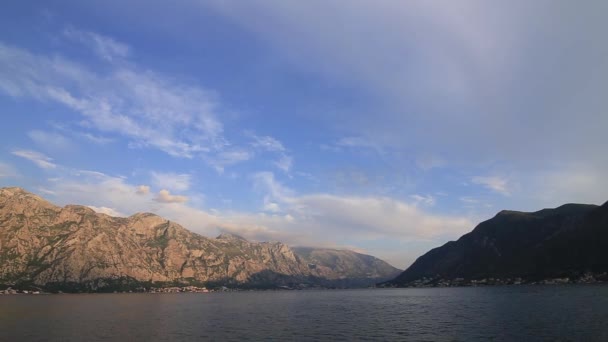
[386,201,608,287]
[293,247,401,287]
[0,187,399,291]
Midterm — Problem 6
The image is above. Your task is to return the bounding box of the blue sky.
[1,1,607,268]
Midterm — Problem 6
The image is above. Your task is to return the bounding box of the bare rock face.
[0,187,400,291]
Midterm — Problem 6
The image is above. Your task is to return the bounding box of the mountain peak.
[216,232,248,242]
[388,200,607,287]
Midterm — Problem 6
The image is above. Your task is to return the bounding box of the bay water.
[1,285,607,341]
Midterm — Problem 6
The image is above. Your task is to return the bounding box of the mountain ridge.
[386,201,608,287]
[0,187,400,292]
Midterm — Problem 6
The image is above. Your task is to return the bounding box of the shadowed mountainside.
[386,201,608,287]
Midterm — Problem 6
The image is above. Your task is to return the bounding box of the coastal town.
[0,285,215,295]
[389,272,608,288]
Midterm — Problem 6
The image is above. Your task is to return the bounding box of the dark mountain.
[387,201,608,287]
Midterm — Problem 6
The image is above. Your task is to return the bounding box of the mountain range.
[387,200,608,287]
[0,187,400,292]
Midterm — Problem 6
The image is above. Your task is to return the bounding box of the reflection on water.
[1,286,608,341]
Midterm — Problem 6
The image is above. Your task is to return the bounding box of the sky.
[1,1,607,268]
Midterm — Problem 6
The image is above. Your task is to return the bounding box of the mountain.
[292,247,401,287]
[386,201,608,287]
[0,187,400,292]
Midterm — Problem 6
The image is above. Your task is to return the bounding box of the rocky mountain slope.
[386,201,608,287]
[0,187,399,291]
[293,247,401,287]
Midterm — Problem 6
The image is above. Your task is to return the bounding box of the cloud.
[35,168,474,267]
[27,130,72,151]
[247,134,292,173]
[527,164,608,207]
[416,155,446,170]
[336,136,382,153]
[0,162,18,178]
[249,134,285,152]
[150,172,191,192]
[471,176,510,195]
[11,150,57,169]
[203,1,608,202]
[154,189,188,203]
[410,194,436,206]
[251,171,471,240]
[78,132,114,145]
[262,200,281,213]
[0,41,225,159]
[207,149,253,173]
[63,27,130,61]
[273,154,293,173]
[135,185,150,195]
[252,172,294,202]
[460,196,479,204]
[87,205,125,217]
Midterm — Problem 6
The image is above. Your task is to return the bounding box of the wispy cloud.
[0,162,18,178]
[63,27,130,61]
[0,41,224,159]
[252,171,471,240]
[410,194,436,206]
[336,136,383,153]
[207,149,253,173]
[78,132,114,145]
[273,154,293,173]
[135,185,150,195]
[88,205,126,217]
[11,149,57,169]
[154,189,188,203]
[249,134,285,152]
[27,130,73,151]
[471,176,510,195]
[150,172,191,192]
[34,167,473,268]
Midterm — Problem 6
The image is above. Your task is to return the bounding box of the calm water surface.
[1,285,608,341]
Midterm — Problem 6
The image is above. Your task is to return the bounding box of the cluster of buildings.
[146,286,211,293]
[0,288,42,295]
[402,272,608,287]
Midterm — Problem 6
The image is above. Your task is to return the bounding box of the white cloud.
[203,1,608,207]
[460,196,479,204]
[528,164,608,207]
[78,132,114,145]
[63,27,130,62]
[11,150,57,169]
[154,189,188,203]
[207,149,253,173]
[150,172,191,192]
[251,171,471,239]
[249,134,285,152]
[27,130,72,151]
[0,41,225,160]
[135,185,150,195]
[252,172,294,203]
[410,194,436,206]
[262,199,281,213]
[471,176,510,195]
[416,155,446,170]
[33,168,474,268]
[87,205,125,217]
[0,162,18,178]
[336,136,382,153]
[273,154,293,173]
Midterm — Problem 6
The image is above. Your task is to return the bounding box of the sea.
[1,285,607,341]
